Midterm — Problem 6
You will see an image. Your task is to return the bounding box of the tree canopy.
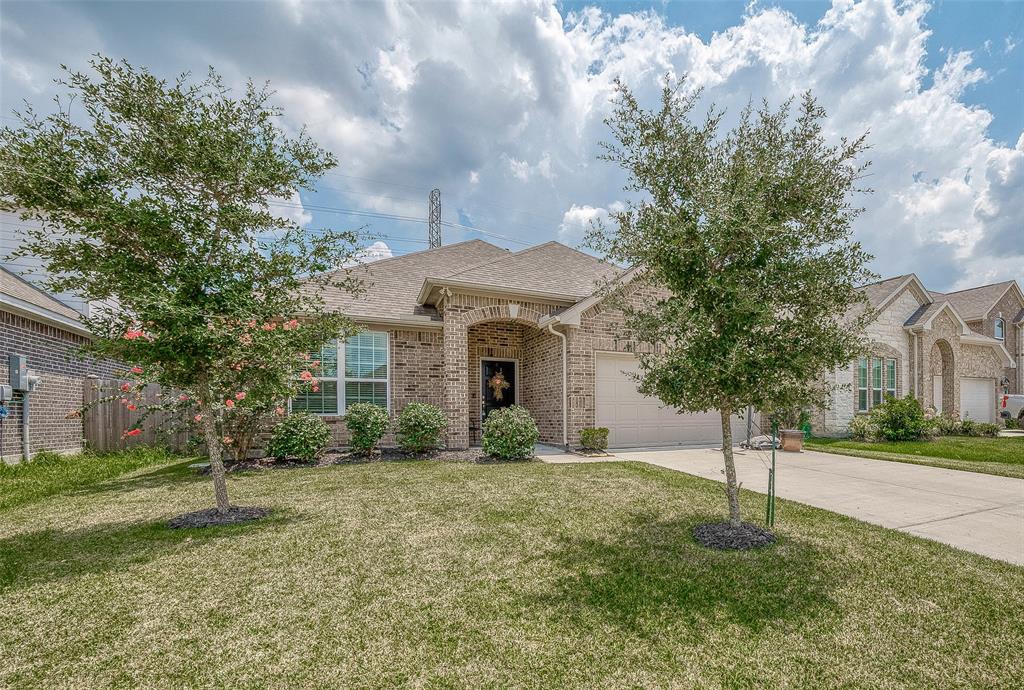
[590,77,876,527]
[0,56,361,514]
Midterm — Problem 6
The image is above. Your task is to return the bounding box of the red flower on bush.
[261,322,277,331]
[119,383,131,392]
[123,329,145,340]
[299,370,313,381]
[194,414,203,422]
[225,399,235,409]
[179,394,189,401]
[121,428,142,439]
[130,366,143,374]
[127,404,137,411]
[235,391,247,400]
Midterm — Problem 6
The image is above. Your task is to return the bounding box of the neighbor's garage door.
[960,377,994,423]
[595,352,749,448]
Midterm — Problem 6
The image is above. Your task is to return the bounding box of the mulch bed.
[692,521,777,550]
[167,506,271,529]
[214,448,534,473]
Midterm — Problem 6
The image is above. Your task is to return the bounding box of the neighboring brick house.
[1,267,117,462]
[815,274,1021,435]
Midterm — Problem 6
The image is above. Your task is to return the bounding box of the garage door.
[595,352,749,448]
[960,378,994,423]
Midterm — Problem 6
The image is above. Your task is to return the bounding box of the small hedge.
[579,427,609,451]
[871,396,928,441]
[482,405,538,460]
[345,402,390,454]
[396,402,447,454]
[267,413,331,461]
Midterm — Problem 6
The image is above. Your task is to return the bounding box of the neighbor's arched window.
[995,317,1005,341]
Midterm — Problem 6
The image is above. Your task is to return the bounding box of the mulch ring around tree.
[167,506,271,529]
[692,521,777,551]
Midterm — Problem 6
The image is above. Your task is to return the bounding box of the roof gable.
[931,280,1021,321]
[0,266,89,334]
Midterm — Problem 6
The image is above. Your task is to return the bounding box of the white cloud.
[353,240,394,264]
[2,0,1020,289]
[558,202,624,244]
[268,190,313,227]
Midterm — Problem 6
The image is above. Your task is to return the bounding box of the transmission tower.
[428,188,441,248]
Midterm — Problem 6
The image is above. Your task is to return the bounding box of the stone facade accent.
[1,309,117,462]
[970,287,1023,394]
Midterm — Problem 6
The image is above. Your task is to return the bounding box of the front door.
[482,359,517,419]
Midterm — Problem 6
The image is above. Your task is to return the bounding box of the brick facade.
[969,287,1023,394]
[1,309,117,462]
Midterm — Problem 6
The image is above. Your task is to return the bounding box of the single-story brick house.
[300,239,753,449]
[815,274,1021,435]
[301,240,1020,449]
[0,266,117,462]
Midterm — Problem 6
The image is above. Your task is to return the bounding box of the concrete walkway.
[545,445,1024,565]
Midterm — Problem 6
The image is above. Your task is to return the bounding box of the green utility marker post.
[766,420,777,528]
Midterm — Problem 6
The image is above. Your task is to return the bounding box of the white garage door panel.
[960,378,994,423]
[595,353,748,447]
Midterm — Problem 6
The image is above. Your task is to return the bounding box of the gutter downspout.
[547,321,568,448]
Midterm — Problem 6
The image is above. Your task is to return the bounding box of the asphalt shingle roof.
[310,240,510,322]
[857,274,913,308]
[0,266,82,321]
[435,241,620,299]
[929,281,1016,321]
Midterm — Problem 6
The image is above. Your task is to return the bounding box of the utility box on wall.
[8,354,28,391]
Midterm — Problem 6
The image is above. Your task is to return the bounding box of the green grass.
[2,454,1022,688]
[0,447,184,512]
[806,436,1024,478]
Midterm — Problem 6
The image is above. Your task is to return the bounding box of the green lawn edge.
[805,439,1024,479]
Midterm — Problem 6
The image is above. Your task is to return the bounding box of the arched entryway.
[443,303,563,448]
[929,338,955,414]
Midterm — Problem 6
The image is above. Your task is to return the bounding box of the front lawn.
[806,436,1024,478]
[2,454,1022,688]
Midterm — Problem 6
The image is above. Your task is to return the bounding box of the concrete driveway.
[601,446,1024,565]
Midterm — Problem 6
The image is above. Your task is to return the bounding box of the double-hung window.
[291,331,389,414]
[857,356,897,413]
[995,318,1005,341]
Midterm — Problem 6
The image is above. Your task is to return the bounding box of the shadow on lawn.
[0,508,292,593]
[72,460,208,499]
[533,512,840,637]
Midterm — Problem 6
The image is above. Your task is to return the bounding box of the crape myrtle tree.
[590,78,875,528]
[0,56,362,515]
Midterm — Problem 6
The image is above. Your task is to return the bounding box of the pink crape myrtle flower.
[127,404,137,411]
[121,428,142,438]
[235,391,247,401]
[275,406,286,416]
[130,366,143,374]
[223,436,233,444]
[225,399,235,409]
[261,322,277,331]
[123,329,145,340]
[119,383,131,392]
[311,385,319,393]
[179,394,189,401]
[194,414,203,422]
[299,370,313,381]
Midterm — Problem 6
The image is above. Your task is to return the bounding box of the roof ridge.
[857,273,912,289]
[934,279,1014,297]
[329,238,501,274]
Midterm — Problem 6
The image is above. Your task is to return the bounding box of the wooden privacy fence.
[82,378,194,453]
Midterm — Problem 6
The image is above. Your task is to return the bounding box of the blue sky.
[1,0,1021,290]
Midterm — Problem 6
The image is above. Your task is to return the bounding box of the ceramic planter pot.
[780,429,804,452]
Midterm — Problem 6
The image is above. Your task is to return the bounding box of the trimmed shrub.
[869,396,928,441]
[482,405,539,460]
[931,413,962,436]
[267,413,331,461]
[345,402,390,454]
[961,420,999,437]
[847,414,878,442]
[579,427,609,451]
[396,402,447,454]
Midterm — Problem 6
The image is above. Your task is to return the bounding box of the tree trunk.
[720,408,741,528]
[200,398,231,515]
